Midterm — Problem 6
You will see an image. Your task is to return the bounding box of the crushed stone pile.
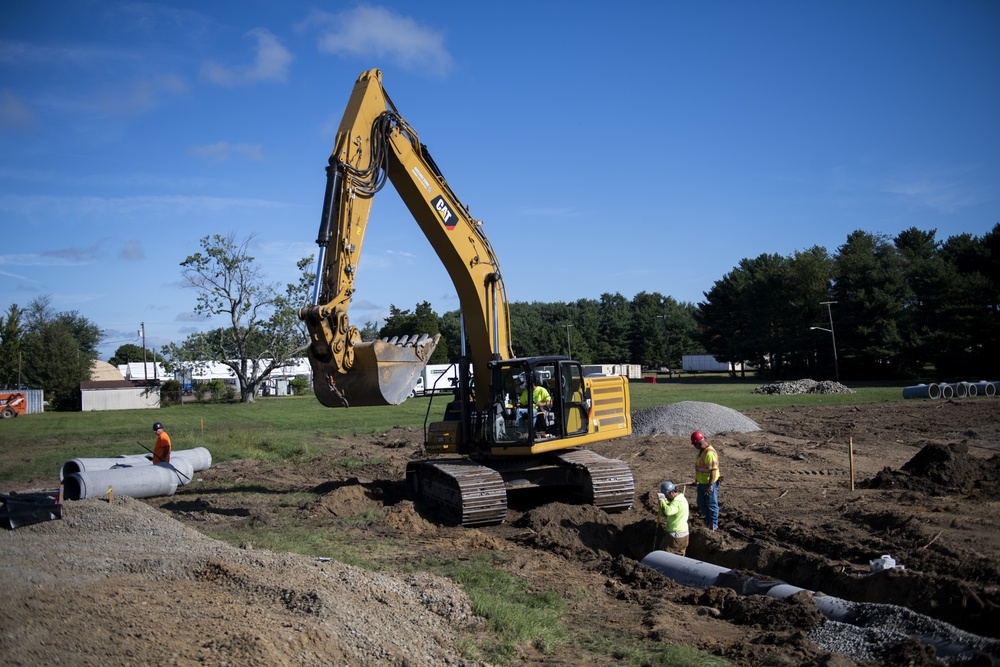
[630,401,760,438]
[752,379,855,395]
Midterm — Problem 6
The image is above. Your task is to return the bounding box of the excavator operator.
[516,374,552,431]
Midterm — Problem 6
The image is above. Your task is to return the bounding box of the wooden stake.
[849,437,855,491]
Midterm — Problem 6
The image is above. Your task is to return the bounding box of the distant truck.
[681,354,732,373]
[411,363,466,396]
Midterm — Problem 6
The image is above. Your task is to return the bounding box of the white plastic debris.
[869,554,903,572]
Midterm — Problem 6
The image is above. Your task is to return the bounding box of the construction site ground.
[2,398,999,666]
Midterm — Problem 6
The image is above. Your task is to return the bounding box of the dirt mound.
[865,441,1000,493]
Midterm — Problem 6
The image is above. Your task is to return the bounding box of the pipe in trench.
[60,447,212,482]
[640,550,998,663]
[62,458,195,500]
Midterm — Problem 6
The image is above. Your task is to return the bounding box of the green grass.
[0,381,909,485]
[418,554,568,661]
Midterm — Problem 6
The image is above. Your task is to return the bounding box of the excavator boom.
[301,69,634,524]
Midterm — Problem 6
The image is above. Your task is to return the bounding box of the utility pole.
[140,322,148,381]
[565,324,574,359]
[821,301,839,382]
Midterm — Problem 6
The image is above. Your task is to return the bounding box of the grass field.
[0,377,905,486]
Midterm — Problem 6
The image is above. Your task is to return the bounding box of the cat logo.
[431,195,457,230]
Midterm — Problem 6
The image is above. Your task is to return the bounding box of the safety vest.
[520,386,550,406]
[659,494,689,535]
[695,445,719,484]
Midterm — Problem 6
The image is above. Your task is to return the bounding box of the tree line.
[380,224,1000,381]
[2,224,997,410]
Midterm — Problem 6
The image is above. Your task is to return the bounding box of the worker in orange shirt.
[152,422,172,464]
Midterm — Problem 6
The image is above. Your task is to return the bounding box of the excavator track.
[554,450,635,512]
[406,459,508,527]
[407,450,634,526]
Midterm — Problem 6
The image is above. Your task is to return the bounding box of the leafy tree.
[0,303,24,387]
[698,248,833,379]
[107,343,165,367]
[165,233,313,403]
[21,295,103,410]
[935,225,1000,376]
[596,293,632,363]
[358,320,380,342]
[832,231,911,378]
[378,301,447,363]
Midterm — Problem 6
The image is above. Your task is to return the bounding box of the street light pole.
[565,324,574,359]
[812,301,839,382]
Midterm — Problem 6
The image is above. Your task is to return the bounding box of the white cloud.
[120,240,145,261]
[97,74,189,117]
[0,193,296,219]
[0,89,35,129]
[883,175,981,215]
[201,28,293,86]
[304,6,453,77]
[188,141,264,163]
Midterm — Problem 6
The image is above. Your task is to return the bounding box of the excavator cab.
[489,358,590,445]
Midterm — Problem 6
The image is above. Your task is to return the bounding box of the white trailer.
[681,354,731,373]
[412,364,464,396]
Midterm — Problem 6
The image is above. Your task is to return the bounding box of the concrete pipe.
[961,381,978,397]
[938,383,954,399]
[973,381,996,397]
[641,550,999,661]
[948,382,968,398]
[639,550,730,589]
[61,447,212,481]
[62,458,194,500]
[902,384,941,400]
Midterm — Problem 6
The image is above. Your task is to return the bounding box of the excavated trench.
[503,436,1000,665]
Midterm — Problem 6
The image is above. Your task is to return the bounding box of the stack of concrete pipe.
[902,381,998,399]
[60,447,212,501]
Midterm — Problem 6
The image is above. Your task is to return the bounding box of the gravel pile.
[807,599,1000,664]
[752,379,855,395]
[630,401,761,438]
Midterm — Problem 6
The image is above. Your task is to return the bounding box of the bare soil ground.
[3,399,1000,666]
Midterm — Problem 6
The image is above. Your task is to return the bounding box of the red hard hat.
[691,430,706,445]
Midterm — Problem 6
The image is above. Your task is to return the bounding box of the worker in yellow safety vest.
[692,430,720,531]
[656,481,689,555]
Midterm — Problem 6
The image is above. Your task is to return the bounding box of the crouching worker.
[656,481,690,556]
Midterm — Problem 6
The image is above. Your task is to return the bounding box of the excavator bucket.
[311,334,441,408]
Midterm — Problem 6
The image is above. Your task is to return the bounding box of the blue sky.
[2,1,998,361]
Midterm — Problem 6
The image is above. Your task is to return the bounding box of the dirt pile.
[866,441,1000,494]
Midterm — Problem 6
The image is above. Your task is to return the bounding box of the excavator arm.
[299,69,514,408]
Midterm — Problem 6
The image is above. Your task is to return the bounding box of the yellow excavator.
[299,69,634,525]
